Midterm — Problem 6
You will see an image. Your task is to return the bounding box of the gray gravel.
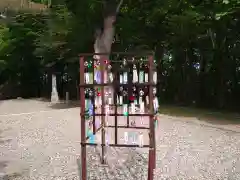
[0,99,240,180]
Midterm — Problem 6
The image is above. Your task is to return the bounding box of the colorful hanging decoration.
[133,64,138,83]
[84,61,90,84]
[119,86,123,105]
[139,89,145,125]
[139,59,144,83]
[133,86,138,105]
[153,87,159,113]
[123,59,128,84]
[144,63,148,82]
[153,71,157,84]
[108,64,113,83]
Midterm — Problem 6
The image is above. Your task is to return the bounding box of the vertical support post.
[147,55,155,180]
[92,59,96,134]
[114,73,118,144]
[100,57,106,164]
[80,56,87,180]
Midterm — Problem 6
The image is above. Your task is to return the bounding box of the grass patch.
[159,105,240,125]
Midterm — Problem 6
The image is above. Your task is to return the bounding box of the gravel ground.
[0,99,240,180]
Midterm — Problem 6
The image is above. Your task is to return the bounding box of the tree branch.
[116,0,123,13]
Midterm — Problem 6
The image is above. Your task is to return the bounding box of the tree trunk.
[94,0,123,101]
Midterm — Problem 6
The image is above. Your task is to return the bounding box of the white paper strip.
[133,69,138,83]
[123,72,128,84]
[85,72,89,84]
[131,103,135,114]
[153,72,157,84]
[120,74,123,84]
[138,133,144,147]
[140,102,145,113]
[119,96,123,105]
[123,104,128,114]
[139,71,144,83]
[145,73,148,82]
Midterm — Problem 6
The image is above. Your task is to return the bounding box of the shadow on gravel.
[49,102,80,109]
[35,98,80,109]
[0,131,19,180]
[77,147,148,180]
[159,105,240,126]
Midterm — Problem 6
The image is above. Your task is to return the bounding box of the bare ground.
[0,99,240,180]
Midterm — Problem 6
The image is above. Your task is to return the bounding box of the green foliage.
[0,0,239,110]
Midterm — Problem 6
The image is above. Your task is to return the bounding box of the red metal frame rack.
[79,52,156,180]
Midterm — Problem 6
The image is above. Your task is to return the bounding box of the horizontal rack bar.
[79,82,157,87]
[107,125,149,129]
[78,51,154,56]
[81,143,150,148]
[94,113,154,116]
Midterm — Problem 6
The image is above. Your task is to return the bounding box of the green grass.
[159,105,240,125]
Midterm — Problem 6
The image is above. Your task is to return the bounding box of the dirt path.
[0,99,240,180]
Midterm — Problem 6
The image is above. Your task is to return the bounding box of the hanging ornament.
[84,61,90,84]
[139,59,144,83]
[119,86,123,105]
[139,71,144,83]
[123,59,128,84]
[117,95,119,104]
[139,89,144,105]
[123,71,128,84]
[139,89,145,125]
[133,64,138,83]
[119,74,123,84]
[153,97,159,113]
[144,63,148,83]
[119,95,123,105]
[133,86,138,105]
[95,70,101,84]
[108,64,113,82]
[138,132,144,147]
